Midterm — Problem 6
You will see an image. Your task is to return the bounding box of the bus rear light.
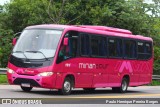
[37,72,53,77]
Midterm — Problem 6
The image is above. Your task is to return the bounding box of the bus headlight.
[7,68,14,74]
[37,72,53,77]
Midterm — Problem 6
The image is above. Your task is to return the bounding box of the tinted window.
[91,36,107,57]
[137,41,152,60]
[99,37,107,56]
[68,38,77,57]
[57,31,78,63]
[91,36,99,56]
[124,40,137,59]
[137,42,145,59]
[80,33,90,56]
[144,42,152,59]
[108,38,122,58]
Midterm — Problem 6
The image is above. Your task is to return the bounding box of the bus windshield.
[12,29,62,59]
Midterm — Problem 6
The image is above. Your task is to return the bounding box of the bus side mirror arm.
[12,32,21,46]
[12,38,17,46]
[63,37,68,46]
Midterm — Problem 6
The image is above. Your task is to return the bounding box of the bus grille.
[13,78,40,87]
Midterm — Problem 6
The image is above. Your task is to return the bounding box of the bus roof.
[26,24,153,41]
[74,25,132,35]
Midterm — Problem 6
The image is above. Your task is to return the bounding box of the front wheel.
[21,86,33,92]
[58,78,72,95]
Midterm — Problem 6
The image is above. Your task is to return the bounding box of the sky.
[0,0,154,5]
[0,0,10,5]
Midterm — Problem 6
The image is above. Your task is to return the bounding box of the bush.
[0,29,13,67]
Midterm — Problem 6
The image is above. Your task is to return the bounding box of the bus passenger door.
[57,31,94,88]
[75,33,94,87]
[90,35,108,87]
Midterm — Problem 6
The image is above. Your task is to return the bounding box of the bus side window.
[57,31,78,63]
[137,41,145,59]
[99,36,107,56]
[137,41,152,60]
[68,38,77,57]
[144,42,152,59]
[91,36,99,56]
[124,40,137,59]
[91,35,107,57]
[108,38,122,58]
[80,33,90,56]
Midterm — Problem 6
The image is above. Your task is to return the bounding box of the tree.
[0,29,13,67]
[0,0,160,71]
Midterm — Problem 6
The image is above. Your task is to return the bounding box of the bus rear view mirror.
[63,37,68,46]
[12,38,17,46]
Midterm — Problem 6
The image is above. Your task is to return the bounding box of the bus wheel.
[112,78,129,93]
[83,88,95,92]
[21,86,33,92]
[59,77,72,95]
[120,78,129,93]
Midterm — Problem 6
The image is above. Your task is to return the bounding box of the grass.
[0,75,8,84]
[149,80,160,86]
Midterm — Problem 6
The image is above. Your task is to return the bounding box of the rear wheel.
[112,78,129,93]
[58,77,72,95]
[121,78,128,92]
[21,86,33,92]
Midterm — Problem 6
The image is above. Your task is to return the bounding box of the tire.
[58,77,72,95]
[21,86,33,92]
[112,78,129,93]
[83,88,95,92]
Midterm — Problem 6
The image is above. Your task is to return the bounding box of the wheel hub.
[64,81,71,92]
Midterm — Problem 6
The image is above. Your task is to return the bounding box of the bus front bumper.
[7,72,56,89]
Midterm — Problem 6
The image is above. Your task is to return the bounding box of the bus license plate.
[21,83,30,87]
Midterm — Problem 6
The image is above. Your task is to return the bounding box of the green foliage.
[0,29,13,67]
[0,75,7,84]
[149,80,160,86]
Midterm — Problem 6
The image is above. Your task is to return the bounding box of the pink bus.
[7,24,153,95]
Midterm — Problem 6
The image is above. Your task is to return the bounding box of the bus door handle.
[77,73,80,75]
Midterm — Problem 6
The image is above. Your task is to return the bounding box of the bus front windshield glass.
[12,29,62,59]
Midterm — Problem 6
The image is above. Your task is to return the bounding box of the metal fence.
[0,68,160,80]
[0,68,7,75]
[152,75,160,80]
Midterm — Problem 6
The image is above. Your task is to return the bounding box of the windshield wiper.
[12,51,28,59]
[25,50,48,60]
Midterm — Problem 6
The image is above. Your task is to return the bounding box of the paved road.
[0,85,160,106]
[0,85,160,98]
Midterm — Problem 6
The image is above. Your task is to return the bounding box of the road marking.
[72,94,160,98]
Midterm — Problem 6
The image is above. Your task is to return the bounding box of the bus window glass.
[91,36,99,56]
[137,42,145,59]
[80,34,90,56]
[124,40,137,59]
[57,31,78,63]
[108,38,122,58]
[99,37,107,56]
[145,42,152,59]
[68,38,77,57]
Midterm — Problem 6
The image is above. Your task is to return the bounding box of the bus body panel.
[53,57,153,88]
